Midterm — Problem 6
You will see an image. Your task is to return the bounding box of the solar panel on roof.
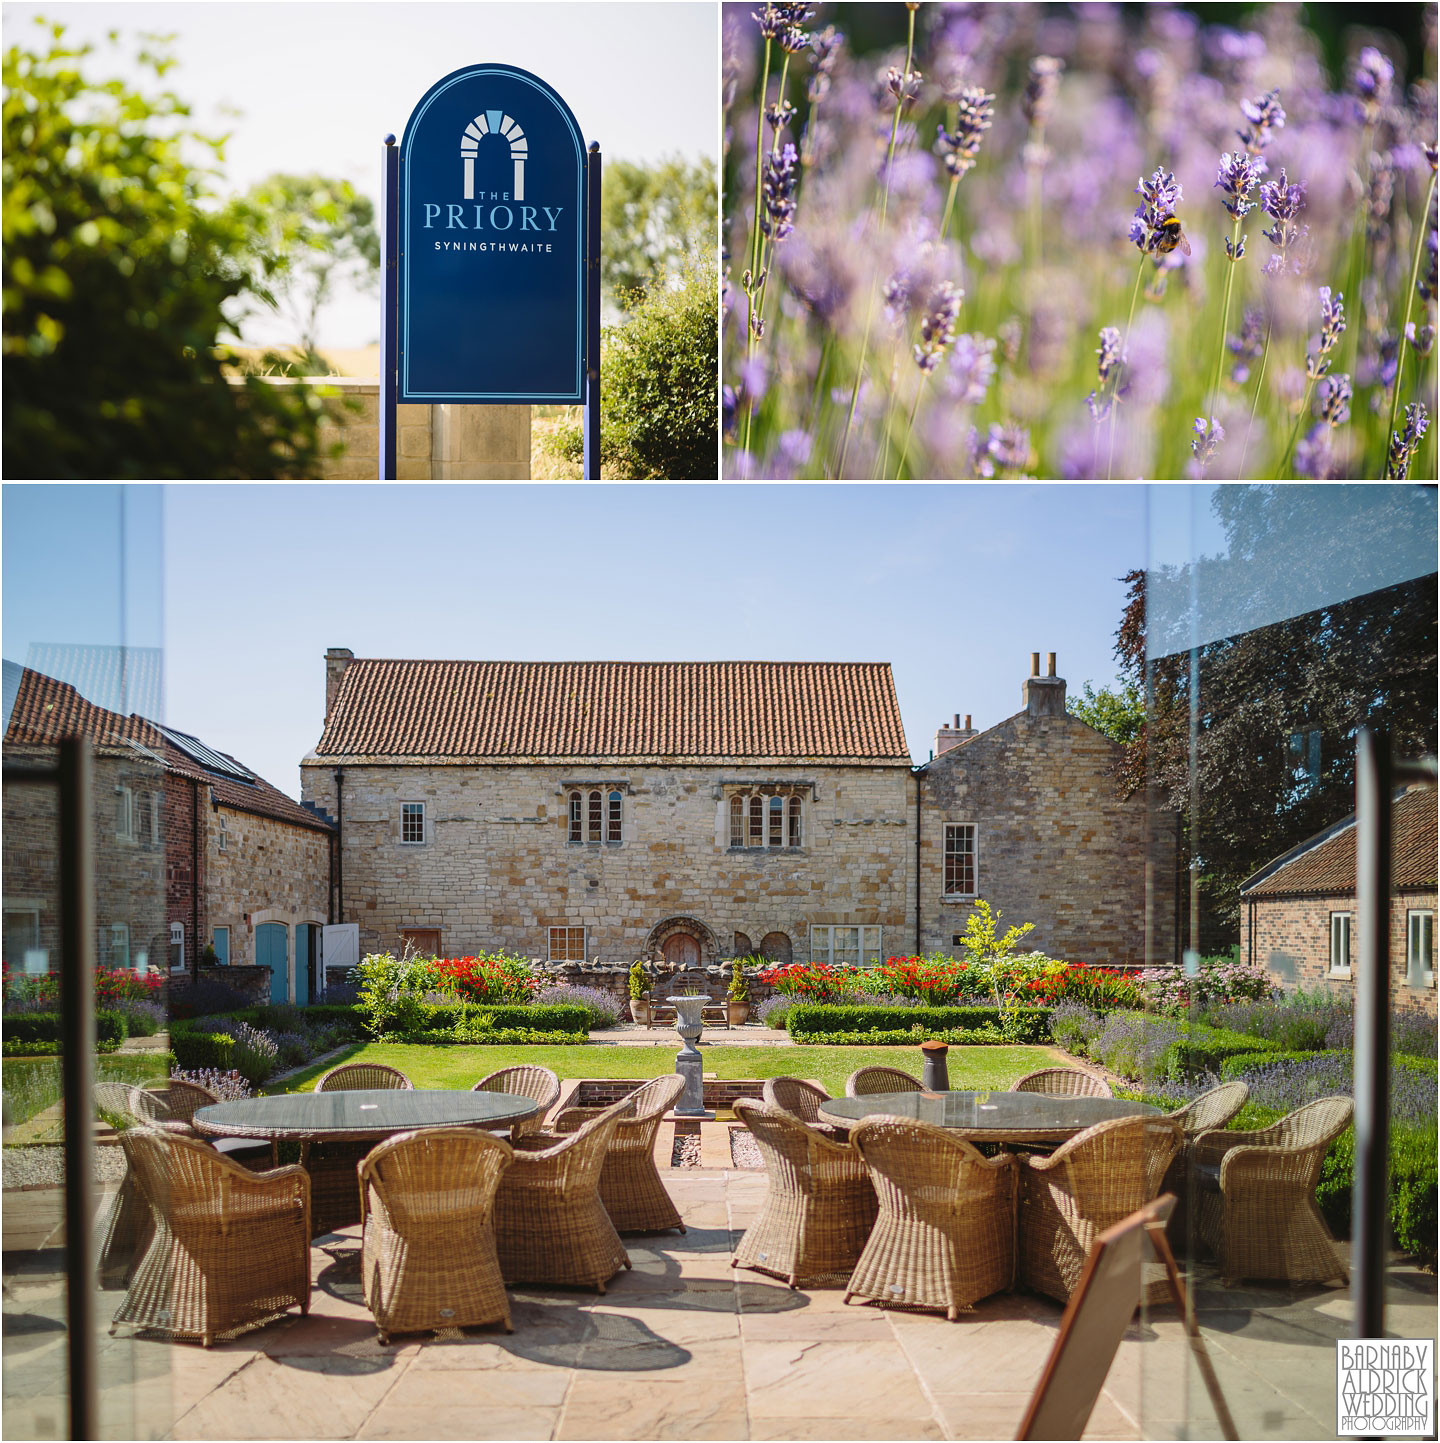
[158,725,256,784]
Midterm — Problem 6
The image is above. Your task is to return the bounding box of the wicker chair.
[359,1127,514,1343]
[846,1115,1017,1319]
[471,1065,561,1139]
[1193,1095,1353,1287]
[492,1099,633,1291]
[95,1085,169,1289]
[1160,1081,1251,1240]
[549,1075,687,1233]
[845,1066,924,1098]
[1019,1113,1181,1305]
[1010,1067,1113,1098]
[305,1062,415,1234]
[111,1127,310,1346]
[731,1099,879,1288]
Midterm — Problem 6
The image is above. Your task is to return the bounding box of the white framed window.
[103,923,130,970]
[216,814,229,852]
[549,925,586,962]
[1329,912,1352,976]
[728,791,803,850]
[401,801,426,844]
[1408,909,1434,987]
[3,906,44,972]
[811,925,882,968]
[211,926,230,965]
[115,785,134,841]
[944,823,977,898]
[169,921,185,972]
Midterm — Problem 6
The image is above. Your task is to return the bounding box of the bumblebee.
[1153,214,1192,257]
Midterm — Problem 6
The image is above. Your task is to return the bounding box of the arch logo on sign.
[398,63,588,404]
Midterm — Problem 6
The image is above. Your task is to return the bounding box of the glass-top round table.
[816,1091,1162,1145]
[193,1088,540,1143]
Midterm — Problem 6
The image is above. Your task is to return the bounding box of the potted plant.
[628,960,651,1024]
[727,959,751,1026]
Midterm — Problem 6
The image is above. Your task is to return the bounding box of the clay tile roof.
[1241,787,1437,898]
[4,667,332,834]
[313,660,912,764]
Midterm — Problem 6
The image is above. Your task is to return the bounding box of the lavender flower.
[1191,416,1224,465]
[1350,45,1394,125]
[1237,88,1285,154]
[886,65,923,107]
[1130,167,1182,255]
[936,87,994,177]
[807,25,843,104]
[1306,286,1346,378]
[1259,168,1305,273]
[760,142,799,242]
[1406,322,1435,358]
[1228,307,1264,383]
[1427,143,1439,175]
[765,97,797,138]
[944,332,997,406]
[1386,402,1430,479]
[913,281,962,373]
[1215,151,1266,221]
[1020,56,1064,129]
[1087,326,1123,421]
[985,422,1032,473]
[1294,423,1336,479]
[1318,372,1352,427]
[1420,228,1438,303]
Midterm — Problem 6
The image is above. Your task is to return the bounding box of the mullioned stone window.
[567,789,623,843]
[728,792,802,849]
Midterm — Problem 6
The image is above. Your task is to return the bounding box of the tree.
[1067,679,1145,745]
[600,154,715,308]
[230,172,379,362]
[3,23,330,477]
[1111,488,1437,951]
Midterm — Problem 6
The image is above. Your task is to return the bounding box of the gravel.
[3,1144,127,1190]
[671,1133,701,1167]
[729,1129,762,1169]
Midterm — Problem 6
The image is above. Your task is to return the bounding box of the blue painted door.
[294,924,314,1006]
[257,923,289,1004]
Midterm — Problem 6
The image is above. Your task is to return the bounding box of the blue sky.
[5,483,1163,797]
[3,1,718,348]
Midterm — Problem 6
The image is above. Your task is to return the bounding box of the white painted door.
[321,923,360,990]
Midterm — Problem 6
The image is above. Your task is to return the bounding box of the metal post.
[59,737,97,1442]
[1352,728,1390,1342]
[379,134,400,480]
[583,141,602,480]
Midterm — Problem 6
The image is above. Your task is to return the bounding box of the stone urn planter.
[629,996,652,1025]
[726,999,751,1026]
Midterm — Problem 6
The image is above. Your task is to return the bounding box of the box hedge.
[1159,1027,1280,1082]
[168,1022,236,1072]
[1217,1049,1338,1079]
[787,1004,1053,1046]
[3,1009,129,1047]
[412,1003,591,1037]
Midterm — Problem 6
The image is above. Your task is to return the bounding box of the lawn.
[3,1053,171,1141]
[265,1042,1058,1098]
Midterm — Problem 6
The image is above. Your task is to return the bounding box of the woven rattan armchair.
[1010,1067,1113,1098]
[846,1115,1017,1319]
[1193,1095,1352,1287]
[111,1127,310,1346]
[845,1066,924,1098]
[549,1075,687,1233]
[1160,1081,1251,1235]
[305,1062,415,1234]
[95,1085,169,1288]
[761,1076,847,1138]
[1019,1113,1181,1305]
[359,1127,514,1342]
[492,1099,633,1291]
[731,1098,879,1288]
[472,1065,561,1139]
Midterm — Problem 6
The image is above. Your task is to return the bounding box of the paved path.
[3,1170,1432,1441]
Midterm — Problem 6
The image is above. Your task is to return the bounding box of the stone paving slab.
[3,1171,1432,1442]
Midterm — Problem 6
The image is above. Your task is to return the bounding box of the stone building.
[1239,786,1436,1016]
[3,666,334,1004]
[301,650,1168,976]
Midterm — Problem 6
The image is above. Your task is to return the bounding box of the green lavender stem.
[895,376,926,479]
[1106,254,1147,481]
[1278,374,1317,478]
[739,37,773,457]
[1237,313,1273,480]
[1384,167,1438,478]
[835,5,915,479]
[1201,215,1245,466]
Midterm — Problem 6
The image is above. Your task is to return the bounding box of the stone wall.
[165,772,205,972]
[232,378,531,480]
[1245,890,1437,1016]
[299,760,915,968]
[536,960,778,1010]
[170,964,270,1006]
[917,701,1174,968]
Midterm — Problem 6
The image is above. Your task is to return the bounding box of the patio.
[6,1166,1429,1442]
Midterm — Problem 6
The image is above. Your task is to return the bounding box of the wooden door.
[663,934,700,968]
[257,923,289,1004]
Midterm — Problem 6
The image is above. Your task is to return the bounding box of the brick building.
[1239,786,1437,1016]
[301,650,1167,973]
[3,667,334,1004]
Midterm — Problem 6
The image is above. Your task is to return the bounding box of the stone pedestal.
[670,995,714,1118]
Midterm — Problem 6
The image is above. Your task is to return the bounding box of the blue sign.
[397,64,588,404]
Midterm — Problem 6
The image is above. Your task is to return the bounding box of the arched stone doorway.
[758,931,792,965]
[646,916,717,970]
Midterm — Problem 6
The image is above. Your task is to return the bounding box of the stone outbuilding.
[1239,785,1436,1016]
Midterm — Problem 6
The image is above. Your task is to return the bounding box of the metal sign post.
[379,63,598,479]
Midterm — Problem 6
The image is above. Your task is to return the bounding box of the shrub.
[171,1067,251,1101]
[1049,1000,1105,1055]
[2,1008,128,1046]
[169,1024,236,1071]
[373,1002,591,1041]
[602,258,718,479]
[534,984,617,1029]
[270,1031,312,1070]
[443,1018,587,1046]
[1392,1010,1437,1058]
[117,999,166,1036]
[787,1003,1052,1045]
[208,1019,279,1088]
[4,1037,120,1056]
[355,952,437,1037]
[756,995,791,1028]
[433,953,541,1006]
[1137,958,1277,1011]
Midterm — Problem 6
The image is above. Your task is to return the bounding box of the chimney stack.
[1023,651,1066,718]
[934,711,979,755]
[325,648,354,722]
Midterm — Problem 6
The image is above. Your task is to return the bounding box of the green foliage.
[354,951,436,1038]
[230,172,378,359]
[3,1037,120,1056]
[601,259,718,478]
[629,961,649,1000]
[1218,1049,1337,1079]
[788,1003,1053,1046]
[168,1023,236,1071]
[2,1008,128,1045]
[405,1003,590,1038]
[2,1052,169,1134]
[2,22,333,477]
[1067,679,1145,745]
[600,154,715,308]
[728,959,749,1002]
[1159,1027,1278,1082]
